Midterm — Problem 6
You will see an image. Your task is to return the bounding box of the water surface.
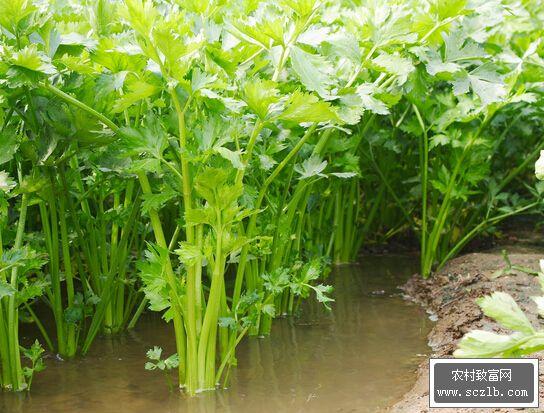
[1,255,431,413]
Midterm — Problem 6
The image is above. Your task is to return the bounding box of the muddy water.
[1,255,432,413]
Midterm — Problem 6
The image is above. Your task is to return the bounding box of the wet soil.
[390,243,544,413]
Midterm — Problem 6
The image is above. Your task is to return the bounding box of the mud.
[390,244,544,413]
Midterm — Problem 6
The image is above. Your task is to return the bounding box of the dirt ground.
[390,242,544,413]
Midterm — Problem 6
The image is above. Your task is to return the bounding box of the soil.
[390,241,544,413]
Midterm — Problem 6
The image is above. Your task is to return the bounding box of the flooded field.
[1,255,431,413]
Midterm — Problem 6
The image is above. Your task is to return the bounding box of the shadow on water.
[1,255,432,413]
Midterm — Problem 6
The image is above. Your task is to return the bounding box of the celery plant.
[0,166,47,390]
[0,0,542,396]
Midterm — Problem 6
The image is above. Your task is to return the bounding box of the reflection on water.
[1,255,431,413]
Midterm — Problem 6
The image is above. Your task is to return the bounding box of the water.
[1,255,432,413]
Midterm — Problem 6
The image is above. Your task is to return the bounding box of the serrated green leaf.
[372,52,414,84]
[452,64,506,105]
[243,79,280,119]
[146,346,162,361]
[10,45,56,75]
[141,188,178,214]
[118,116,168,159]
[279,91,338,123]
[175,242,202,266]
[215,147,244,169]
[290,46,333,98]
[454,330,521,358]
[191,68,217,92]
[164,353,179,369]
[218,317,236,329]
[0,132,19,165]
[295,156,328,180]
[0,281,16,299]
[313,284,334,310]
[0,171,16,193]
[356,84,390,115]
[144,361,157,370]
[64,304,84,324]
[121,0,157,38]
[444,30,486,62]
[477,292,534,334]
[112,79,159,113]
[0,0,36,31]
[261,303,276,317]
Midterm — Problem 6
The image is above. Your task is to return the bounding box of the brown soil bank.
[390,244,544,413]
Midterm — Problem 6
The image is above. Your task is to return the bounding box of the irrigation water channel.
[1,255,432,413]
